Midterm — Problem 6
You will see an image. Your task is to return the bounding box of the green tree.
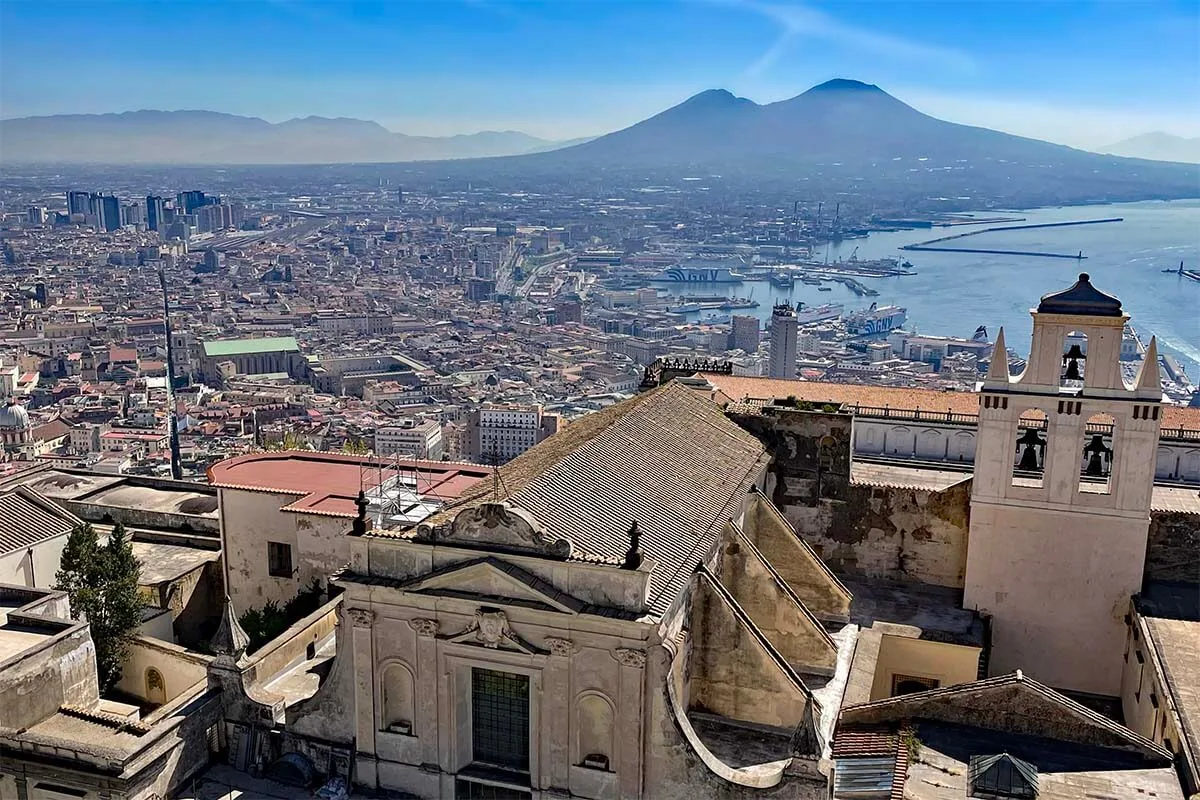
[341,437,369,455]
[55,523,144,691]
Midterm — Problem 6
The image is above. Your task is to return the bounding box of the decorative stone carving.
[545,637,573,657]
[475,608,511,648]
[425,502,573,558]
[410,618,440,638]
[614,648,647,668]
[347,608,375,628]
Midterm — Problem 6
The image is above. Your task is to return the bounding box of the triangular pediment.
[840,672,1170,760]
[405,557,583,614]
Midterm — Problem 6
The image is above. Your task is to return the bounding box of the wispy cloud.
[724,1,976,78]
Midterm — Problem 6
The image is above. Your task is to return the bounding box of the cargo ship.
[846,303,907,336]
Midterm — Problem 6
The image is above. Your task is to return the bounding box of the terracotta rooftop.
[704,373,1200,432]
[207,450,490,518]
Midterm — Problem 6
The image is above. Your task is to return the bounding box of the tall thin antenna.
[158,266,182,480]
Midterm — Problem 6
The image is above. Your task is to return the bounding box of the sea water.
[677,200,1200,374]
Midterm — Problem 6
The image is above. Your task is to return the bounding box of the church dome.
[1036,273,1123,317]
[0,400,30,429]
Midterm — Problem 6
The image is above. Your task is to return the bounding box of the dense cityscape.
[2,169,1195,482]
[1,2,1198,799]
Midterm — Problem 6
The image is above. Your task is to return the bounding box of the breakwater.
[900,217,1123,259]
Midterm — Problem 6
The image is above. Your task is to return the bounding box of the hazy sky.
[2,0,1198,149]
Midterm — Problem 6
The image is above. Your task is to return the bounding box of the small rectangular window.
[268,541,293,578]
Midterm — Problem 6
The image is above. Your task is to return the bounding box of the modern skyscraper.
[146,195,166,231]
[92,194,121,232]
[66,191,91,216]
[176,190,208,213]
[768,303,798,379]
[731,314,760,353]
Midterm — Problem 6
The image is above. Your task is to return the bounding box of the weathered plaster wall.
[1145,511,1200,583]
[782,480,972,590]
[0,534,68,589]
[0,626,98,730]
[686,576,810,728]
[712,529,837,675]
[731,405,972,590]
[114,635,209,706]
[730,406,853,507]
[740,494,851,622]
[220,487,348,611]
[645,642,828,800]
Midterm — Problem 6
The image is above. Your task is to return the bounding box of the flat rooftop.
[0,469,123,500]
[0,601,52,662]
[86,483,218,517]
[704,373,1200,432]
[130,541,221,585]
[208,451,490,518]
[202,336,300,358]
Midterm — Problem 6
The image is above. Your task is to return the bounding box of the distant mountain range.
[1098,132,1200,164]
[502,79,1198,206]
[0,110,579,164]
[2,81,1196,211]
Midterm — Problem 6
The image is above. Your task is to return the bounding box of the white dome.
[0,401,30,430]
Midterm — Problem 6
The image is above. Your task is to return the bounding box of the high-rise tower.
[731,314,760,354]
[146,195,166,231]
[964,274,1163,695]
[768,303,798,379]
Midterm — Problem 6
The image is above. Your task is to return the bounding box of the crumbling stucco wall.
[1145,511,1200,583]
[731,406,971,589]
[780,479,972,590]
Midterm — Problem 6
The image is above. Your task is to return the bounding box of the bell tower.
[964,274,1163,696]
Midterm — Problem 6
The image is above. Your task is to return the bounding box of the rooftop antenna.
[157,266,182,480]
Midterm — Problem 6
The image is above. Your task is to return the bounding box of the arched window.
[381,663,415,735]
[1079,413,1115,495]
[916,429,944,460]
[949,431,976,463]
[1061,331,1087,387]
[1012,409,1048,488]
[576,692,615,771]
[145,667,167,705]
[888,426,914,457]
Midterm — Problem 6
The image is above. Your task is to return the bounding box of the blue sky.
[2,0,1198,147]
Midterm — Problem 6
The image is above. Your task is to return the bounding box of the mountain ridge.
[0,109,575,164]
[1098,132,1200,164]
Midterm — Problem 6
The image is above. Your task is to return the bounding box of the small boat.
[818,286,833,292]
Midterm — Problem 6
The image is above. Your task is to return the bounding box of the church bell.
[1062,344,1086,381]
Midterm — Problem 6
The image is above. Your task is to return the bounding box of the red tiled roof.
[207,450,491,518]
[831,726,898,758]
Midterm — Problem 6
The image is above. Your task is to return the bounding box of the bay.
[675,200,1200,376]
